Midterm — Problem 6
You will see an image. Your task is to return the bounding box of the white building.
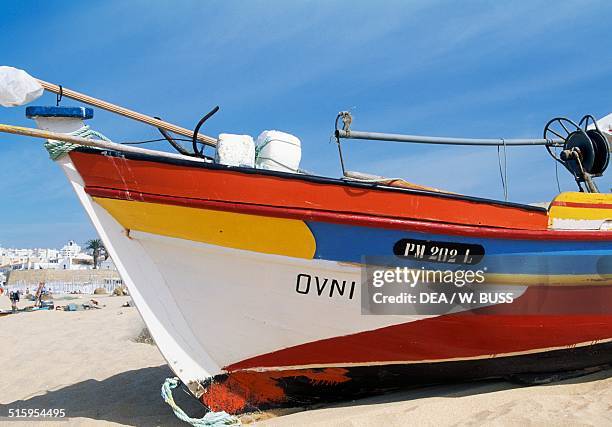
[58,253,94,270]
[60,240,81,258]
[0,240,114,272]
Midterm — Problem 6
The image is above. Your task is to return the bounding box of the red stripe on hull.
[225,286,612,372]
[85,186,612,241]
[551,201,612,209]
[69,151,548,230]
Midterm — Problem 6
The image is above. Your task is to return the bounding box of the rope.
[70,124,112,141]
[497,138,508,201]
[554,146,561,193]
[44,125,111,160]
[342,175,407,184]
[161,377,240,426]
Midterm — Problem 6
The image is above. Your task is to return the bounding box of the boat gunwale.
[73,147,547,214]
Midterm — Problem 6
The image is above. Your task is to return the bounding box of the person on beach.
[35,281,45,307]
[9,290,19,314]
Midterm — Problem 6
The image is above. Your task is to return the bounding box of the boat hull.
[58,148,612,413]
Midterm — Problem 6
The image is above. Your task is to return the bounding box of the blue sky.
[0,0,611,248]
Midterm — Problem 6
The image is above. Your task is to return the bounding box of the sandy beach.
[1,294,611,426]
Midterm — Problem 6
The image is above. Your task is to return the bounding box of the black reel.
[579,114,610,177]
[543,115,609,192]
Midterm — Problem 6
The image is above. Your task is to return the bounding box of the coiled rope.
[161,377,240,426]
[44,125,111,160]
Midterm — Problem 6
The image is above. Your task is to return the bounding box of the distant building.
[58,253,94,270]
[0,240,115,272]
[60,240,81,258]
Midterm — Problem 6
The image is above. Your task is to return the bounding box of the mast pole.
[335,129,562,147]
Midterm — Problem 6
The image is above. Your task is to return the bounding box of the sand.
[0,295,204,426]
[1,294,611,426]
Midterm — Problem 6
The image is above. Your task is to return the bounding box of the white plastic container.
[255,130,301,173]
[215,133,255,167]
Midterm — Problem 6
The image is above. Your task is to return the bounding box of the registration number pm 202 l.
[393,238,485,265]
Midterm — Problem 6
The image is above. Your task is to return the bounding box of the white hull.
[57,157,418,393]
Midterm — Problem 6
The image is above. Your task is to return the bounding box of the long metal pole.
[336,129,561,146]
[36,79,218,147]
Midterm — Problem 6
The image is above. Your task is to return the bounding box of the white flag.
[0,66,44,107]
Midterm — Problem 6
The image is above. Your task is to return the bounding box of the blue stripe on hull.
[306,221,612,275]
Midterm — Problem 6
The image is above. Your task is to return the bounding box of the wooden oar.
[0,123,207,162]
[36,79,217,147]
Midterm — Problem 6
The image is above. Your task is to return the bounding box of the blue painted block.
[26,106,94,119]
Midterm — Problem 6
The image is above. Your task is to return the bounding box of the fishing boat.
[0,69,611,414]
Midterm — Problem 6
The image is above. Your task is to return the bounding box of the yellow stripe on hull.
[550,192,612,221]
[93,197,316,259]
[549,192,612,229]
[551,206,612,221]
[389,271,612,286]
[554,192,612,205]
[484,273,612,286]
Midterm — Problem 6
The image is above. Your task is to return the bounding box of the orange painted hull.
[69,150,549,231]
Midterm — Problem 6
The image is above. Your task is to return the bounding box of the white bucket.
[255,130,301,173]
[215,133,255,167]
